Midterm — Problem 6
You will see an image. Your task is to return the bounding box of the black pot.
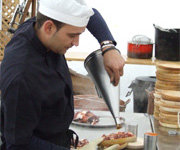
[128,76,156,113]
[154,25,180,61]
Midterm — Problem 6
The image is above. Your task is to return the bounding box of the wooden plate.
[156,62,180,70]
[160,99,180,107]
[159,105,180,113]
[159,112,178,122]
[159,120,180,129]
[156,79,180,86]
[156,72,180,81]
[161,91,180,101]
[155,84,180,91]
[156,66,180,74]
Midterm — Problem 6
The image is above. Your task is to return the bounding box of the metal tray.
[72,116,125,128]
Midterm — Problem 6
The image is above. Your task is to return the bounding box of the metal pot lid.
[134,76,156,90]
[130,35,153,45]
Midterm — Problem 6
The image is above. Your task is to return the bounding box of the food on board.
[100,131,136,147]
[73,110,99,125]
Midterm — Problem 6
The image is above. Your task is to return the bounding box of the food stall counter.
[70,111,152,148]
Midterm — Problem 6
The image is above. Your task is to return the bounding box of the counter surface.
[70,111,180,150]
[70,111,152,146]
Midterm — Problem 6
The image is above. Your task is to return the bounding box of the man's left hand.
[103,49,125,86]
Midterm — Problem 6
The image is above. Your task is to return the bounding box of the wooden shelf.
[65,51,154,65]
[0,51,179,66]
[124,55,155,65]
[65,51,180,65]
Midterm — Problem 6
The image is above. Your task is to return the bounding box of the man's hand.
[103,49,125,86]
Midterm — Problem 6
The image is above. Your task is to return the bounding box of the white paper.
[0,0,2,30]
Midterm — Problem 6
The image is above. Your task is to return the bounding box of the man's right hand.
[103,49,125,86]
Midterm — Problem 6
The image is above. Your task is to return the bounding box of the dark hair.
[36,12,65,30]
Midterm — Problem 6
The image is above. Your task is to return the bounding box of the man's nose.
[72,36,79,46]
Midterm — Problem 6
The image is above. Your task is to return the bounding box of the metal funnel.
[84,49,120,127]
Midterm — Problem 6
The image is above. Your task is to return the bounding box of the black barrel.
[154,27,180,61]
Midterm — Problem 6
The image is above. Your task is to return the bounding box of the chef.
[0,0,125,149]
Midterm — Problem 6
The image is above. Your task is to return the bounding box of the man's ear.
[43,20,56,35]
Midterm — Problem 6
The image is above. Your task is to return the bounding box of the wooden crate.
[0,0,19,61]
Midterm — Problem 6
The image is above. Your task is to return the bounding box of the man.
[0,0,125,149]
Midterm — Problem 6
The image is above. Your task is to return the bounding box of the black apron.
[0,129,79,150]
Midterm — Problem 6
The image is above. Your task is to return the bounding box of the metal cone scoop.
[84,49,120,127]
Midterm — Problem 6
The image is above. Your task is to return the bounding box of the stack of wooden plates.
[155,62,180,90]
[153,62,180,128]
[159,91,180,128]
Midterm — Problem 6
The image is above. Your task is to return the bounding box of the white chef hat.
[39,0,94,27]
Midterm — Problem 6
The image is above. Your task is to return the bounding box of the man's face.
[47,24,86,54]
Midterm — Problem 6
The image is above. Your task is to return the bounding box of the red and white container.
[127,35,153,59]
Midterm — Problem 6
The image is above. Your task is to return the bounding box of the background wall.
[69,0,180,54]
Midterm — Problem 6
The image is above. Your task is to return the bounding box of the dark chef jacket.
[0,8,116,150]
